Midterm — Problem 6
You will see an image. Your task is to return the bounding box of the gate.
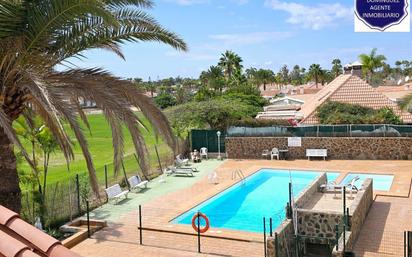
[190,130,225,152]
[294,235,336,257]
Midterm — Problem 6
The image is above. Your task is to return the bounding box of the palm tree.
[331,59,343,78]
[0,0,187,213]
[256,69,275,91]
[359,48,387,82]
[200,66,225,92]
[218,50,243,79]
[308,64,323,87]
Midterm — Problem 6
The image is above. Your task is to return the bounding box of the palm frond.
[400,93,412,112]
[0,108,35,169]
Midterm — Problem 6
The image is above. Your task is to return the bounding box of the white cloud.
[265,0,353,30]
[209,31,293,47]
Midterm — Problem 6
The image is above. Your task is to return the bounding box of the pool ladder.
[232,169,246,185]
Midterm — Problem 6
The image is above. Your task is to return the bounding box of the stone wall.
[295,173,327,208]
[225,137,412,160]
[296,209,343,241]
[266,219,294,257]
[347,178,373,250]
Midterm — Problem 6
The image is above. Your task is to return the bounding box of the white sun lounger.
[105,184,129,204]
[128,175,148,191]
[165,167,194,177]
[175,154,189,167]
[320,176,359,197]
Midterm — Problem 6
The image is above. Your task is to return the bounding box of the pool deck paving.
[72,159,412,257]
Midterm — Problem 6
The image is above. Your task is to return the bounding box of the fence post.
[270,218,273,237]
[343,225,346,253]
[263,217,267,257]
[104,165,108,189]
[76,174,81,215]
[86,200,90,238]
[275,232,279,257]
[346,207,350,229]
[404,231,406,257]
[335,224,339,251]
[121,160,131,191]
[197,211,201,253]
[288,182,293,221]
[139,205,142,245]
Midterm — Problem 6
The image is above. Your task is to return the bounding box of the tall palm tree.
[359,48,387,82]
[308,64,323,87]
[331,59,343,78]
[0,0,187,213]
[200,66,225,92]
[218,50,243,79]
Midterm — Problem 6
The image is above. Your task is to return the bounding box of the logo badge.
[355,0,410,32]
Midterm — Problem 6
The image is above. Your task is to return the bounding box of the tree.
[200,66,225,92]
[279,65,290,85]
[0,0,187,212]
[308,64,323,87]
[359,48,387,82]
[290,65,305,86]
[331,59,343,78]
[218,50,243,79]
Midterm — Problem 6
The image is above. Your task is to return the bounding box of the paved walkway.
[71,159,412,257]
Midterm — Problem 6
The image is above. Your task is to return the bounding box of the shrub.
[229,117,290,127]
[317,101,402,124]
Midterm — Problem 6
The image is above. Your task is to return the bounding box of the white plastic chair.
[271,148,279,160]
[200,147,208,159]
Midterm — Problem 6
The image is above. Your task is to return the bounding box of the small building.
[344,61,363,78]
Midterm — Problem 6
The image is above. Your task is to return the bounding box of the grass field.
[17,112,173,189]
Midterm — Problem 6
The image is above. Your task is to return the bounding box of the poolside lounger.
[176,154,189,166]
[128,175,148,191]
[320,176,359,197]
[105,184,129,204]
[166,167,194,177]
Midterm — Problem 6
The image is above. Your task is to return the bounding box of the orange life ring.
[191,213,210,233]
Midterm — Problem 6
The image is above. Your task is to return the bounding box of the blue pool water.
[341,173,393,191]
[173,169,339,233]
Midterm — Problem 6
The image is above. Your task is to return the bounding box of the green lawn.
[17,112,173,189]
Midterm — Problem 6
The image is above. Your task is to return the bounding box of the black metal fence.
[227,124,412,138]
[190,129,226,152]
[20,150,174,227]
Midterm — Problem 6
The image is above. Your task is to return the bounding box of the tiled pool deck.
[72,159,412,257]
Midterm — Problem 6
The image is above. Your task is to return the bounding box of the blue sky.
[68,0,412,79]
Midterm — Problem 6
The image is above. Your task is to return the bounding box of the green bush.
[317,101,402,124]
[229,117,290,127]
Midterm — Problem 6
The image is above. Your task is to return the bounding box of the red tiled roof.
[299,75,412,124]
[0,205,82,257]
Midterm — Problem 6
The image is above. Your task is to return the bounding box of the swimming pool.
[173,169,339,233]
[341,173,393,191]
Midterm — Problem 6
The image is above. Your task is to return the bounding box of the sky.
[67,0,412,80]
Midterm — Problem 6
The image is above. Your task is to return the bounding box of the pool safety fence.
[20,151,174,228]
[227,124,412,138]
[132,205,265,256]
[405,231,412,257]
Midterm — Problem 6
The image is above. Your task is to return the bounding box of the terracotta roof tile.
[7,219,59,253]
[0,206,19,226]
[0,205,82,257]
[299,75,412,124]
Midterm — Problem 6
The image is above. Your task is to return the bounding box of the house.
[375,84,412,103]
[298,74,412,124]
[0,205,82,257]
